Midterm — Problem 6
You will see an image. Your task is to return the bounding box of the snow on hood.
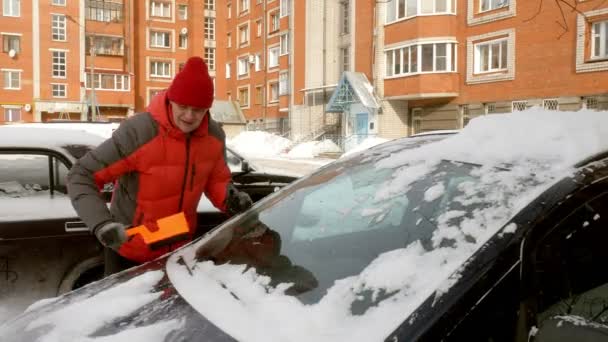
[164,109,608,342]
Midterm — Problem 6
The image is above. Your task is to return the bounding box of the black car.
[0,125,296,323]
[3,111,606,342]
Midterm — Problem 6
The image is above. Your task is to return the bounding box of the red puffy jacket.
[68,91,231,263]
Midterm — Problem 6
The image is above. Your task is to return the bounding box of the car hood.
[0,256,236,342]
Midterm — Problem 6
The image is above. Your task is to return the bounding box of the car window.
[533,192,608,327]
[0,153,69,197]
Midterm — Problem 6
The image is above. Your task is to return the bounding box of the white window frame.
[205,0,215,10]
[2,34,20,53]
[238,56,249,77]
[239,23,249,46]
[150,1,171,18]
[256,19,262,37]
[269,81,279,102]
[51,83,67,98]
[255,53,262,71]
[238,86,250,108]
[150,60,172,78]
[4,107,21,122]
[474,38,508,74]
[384,41,456,78]
[592,20,608,60]
[239,0,249,13]
[52,14,67,41]
[280,0,290,17]
[205,47,215,70]
[2,69,20,89]
[205,17,215,40]
[3,0,20,17]
[179,33,188,48]
[52,50,67,78]
[279,32,289,55]
[178,4,187,19]
[226,62,231,78]
[86,73,130,91]
[386,0,454,24]
[227,3,231,19]
[270,11,280,33]
[480,0,509,13]
[279,71,289,95]
[340,0,349,34]
[341,47,350,73]
[268,45,279,68]
[52,0,66,6]
[150,30,171,48]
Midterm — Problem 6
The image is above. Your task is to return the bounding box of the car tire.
[57,256,104,295]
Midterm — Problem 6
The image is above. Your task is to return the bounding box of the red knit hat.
[167,57,214,108]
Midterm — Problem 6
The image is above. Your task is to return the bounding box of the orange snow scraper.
[126,212,191,250]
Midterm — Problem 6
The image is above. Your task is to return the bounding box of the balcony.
[384,73,459,100]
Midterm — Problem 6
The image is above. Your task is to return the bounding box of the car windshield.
[168,136,555,341]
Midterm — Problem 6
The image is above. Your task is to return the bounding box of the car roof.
[0,125,106,151]
[409,129,460,138]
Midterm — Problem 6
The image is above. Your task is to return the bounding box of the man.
[67,56,252,275]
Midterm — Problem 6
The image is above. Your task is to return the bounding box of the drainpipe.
[288,0,294,137]
[263,0,267,127]
[33,0,41,121]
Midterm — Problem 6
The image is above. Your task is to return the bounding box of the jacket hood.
[147,90,210,138]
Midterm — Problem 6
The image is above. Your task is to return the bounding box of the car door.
[0,149,103,323]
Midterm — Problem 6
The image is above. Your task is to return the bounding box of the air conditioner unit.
[180,27,188,35]
[23,104,32,112]
[8,49,16,58]
[248,55,256,64]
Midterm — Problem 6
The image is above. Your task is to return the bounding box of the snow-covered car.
[0,125,296,323]
[2,109,608,342]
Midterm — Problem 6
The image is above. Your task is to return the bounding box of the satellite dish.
[180,27,188,35]
[23,104,32,112]
[8,49,16,58]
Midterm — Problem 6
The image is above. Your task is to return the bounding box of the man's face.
[170,101,209,133]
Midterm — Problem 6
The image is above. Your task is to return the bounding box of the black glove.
[94,222,128,250]
[226,184,253,215]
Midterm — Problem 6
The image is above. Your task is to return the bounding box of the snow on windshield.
[164,109,608,342]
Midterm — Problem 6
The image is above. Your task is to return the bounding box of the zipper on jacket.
[189,164,196,191]
[178,136,191,211]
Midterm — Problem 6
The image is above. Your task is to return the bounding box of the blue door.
[356,113,369,144]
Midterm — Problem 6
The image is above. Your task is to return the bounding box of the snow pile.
[287,140,342,159]
[342,137,389,157]
[227,131,292,158]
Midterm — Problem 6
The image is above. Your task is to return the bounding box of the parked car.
[2,110,607,341]
[0,125,297,322]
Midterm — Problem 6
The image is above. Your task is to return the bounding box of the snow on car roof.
[0,125,106,150]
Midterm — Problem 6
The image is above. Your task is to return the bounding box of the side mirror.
[242,161,250,172]
[533,316,608,342]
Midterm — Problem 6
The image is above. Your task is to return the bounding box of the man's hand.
[226,184,253,215]
[94,222,128,250]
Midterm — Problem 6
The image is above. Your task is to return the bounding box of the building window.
[255,53,262,71]
[4,107,21,122]
[52,14,67,41]
[86,73,130,91]
[205,17,215,40]
[239,0,249,13]
[239,23,249,46]
[85,0,122,22]
[474,38,507,73]
[238,87,249,107]
[150,31,171,48]
[340,0,349,34]
[86,35,124,56]
[480,0,508,12]
[268,46,279,68]
[227,3,231,18]
[269,82,279,102]
[592,20,608,60]
[2,34,20,53]
[386,0,454,23]
[226,63,231,78]
[3,70,20,89]
[280,33,289,55]
[51,83,67,98]
[238,56,249,77]
[341,47,350,73]
[179,34,187,48]
[255,85,263,104]
[205,47,215,70]
[512,100,528,112]
[150,61,171,78]
[280,0,290,17]
[385,42,456,77]
[178,4,187,19]
[256,19,262,37]
[150,1,171,18]
[205,0,214,10]
[52,0,66,6]
[3,0,20,16]
[270,11,280,33]
[227,33,231,48]
[52,51,66,78]
[279,72,289,95]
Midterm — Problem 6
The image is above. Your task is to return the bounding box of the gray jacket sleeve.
[67,114,157,232]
